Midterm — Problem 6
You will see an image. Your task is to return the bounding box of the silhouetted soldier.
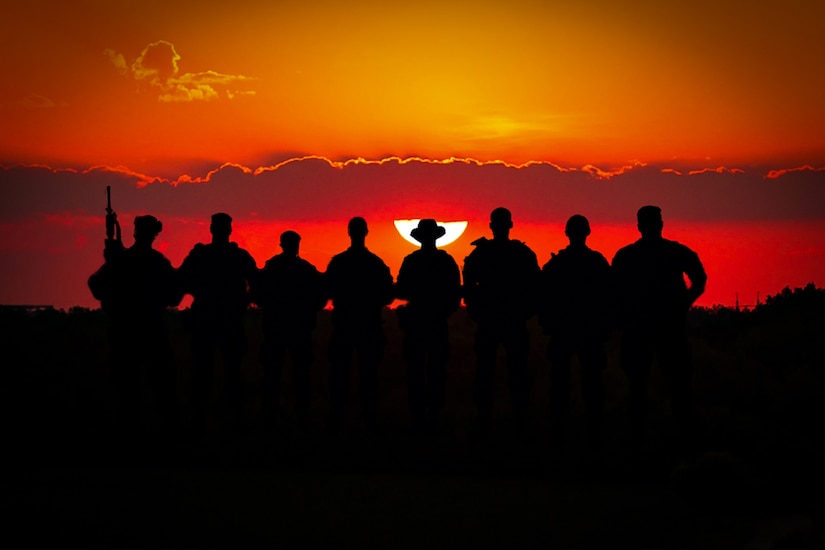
[539,215,611,450]
[463,207,541,436]
[395,219,462,435]
[88,215,182,439]
[324,217,394,436]
[178,213,258,435]
[611,205,707,451]
[252,230,325,431]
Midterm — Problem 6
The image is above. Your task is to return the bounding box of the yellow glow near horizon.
[394,220,469,247]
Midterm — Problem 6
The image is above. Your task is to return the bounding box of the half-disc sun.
[393,219,469,247]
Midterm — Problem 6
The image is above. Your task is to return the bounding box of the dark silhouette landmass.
[6,283,825,548]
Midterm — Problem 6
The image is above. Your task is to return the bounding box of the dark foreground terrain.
[4,285,825,548]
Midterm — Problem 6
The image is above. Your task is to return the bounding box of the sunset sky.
[2,0,824,309]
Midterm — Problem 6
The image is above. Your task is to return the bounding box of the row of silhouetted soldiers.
[89,205,707,449]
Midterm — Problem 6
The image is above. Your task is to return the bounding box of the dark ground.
[3,291,825,548]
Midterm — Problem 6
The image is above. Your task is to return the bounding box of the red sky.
[1,1,824,309]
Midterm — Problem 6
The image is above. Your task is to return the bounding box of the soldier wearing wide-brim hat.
[395,218,461,435]
[409,218,446,243]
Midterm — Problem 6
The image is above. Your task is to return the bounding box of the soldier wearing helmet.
[539,214,611,450]
[88,214,183,440]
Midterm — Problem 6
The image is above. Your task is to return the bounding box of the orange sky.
[2,1,824,173]
[1,1,824,309]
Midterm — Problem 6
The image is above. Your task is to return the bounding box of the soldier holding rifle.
[88,187,183,443]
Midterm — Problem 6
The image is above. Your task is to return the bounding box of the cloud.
[103,49,127,75]
[15,93,59,109]
[3,158,825,226]
[765,165,825,179]
[106,40,255,102]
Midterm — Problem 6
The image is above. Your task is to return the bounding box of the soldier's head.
[133,215,162,245]
[565,214,591,244]
[280,230,301,256]
[636,205,664,239]
[489,207,513,239]
[411,218,446,249]
[210,212,233,243]
[347,216,368,245]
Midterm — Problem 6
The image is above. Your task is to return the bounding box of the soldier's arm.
[243,250,260,297]
[448,256,462,313]
[394,258,412,301]
[176,244,203,295]
[522,246,542,318]
[310,264,328,311]
[379,260,395,306]
[683,247,707,308]
[160,256,184,308]
[87,264,110,302]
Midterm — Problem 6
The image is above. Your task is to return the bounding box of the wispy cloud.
[13,93,62,110]
[106,40,255,102]
[765,165,825,179]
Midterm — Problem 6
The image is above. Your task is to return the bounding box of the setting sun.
[393,220,469,248]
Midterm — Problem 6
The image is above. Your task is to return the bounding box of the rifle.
[104,185,123,260]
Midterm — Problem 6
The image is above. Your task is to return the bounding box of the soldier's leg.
[503,323,531,430]
[144,329,181,438]
[547,337,574,444]
[404,327,427,431]
[327,329,353,435]
[657,328,696,448]
[190,328,215,435]
[261,333,285,428]
[578,340,607,449]
[427,325,450,431]
[111,328,142,436]
[358,328,385,434]
[289,330,314,429]
[620,331,653,448]
[222,325,247,431]
[474,324,498,432]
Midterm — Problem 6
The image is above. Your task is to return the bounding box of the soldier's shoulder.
[186,242,208,257]
[612,240,639,258]
[297,256,320,273]
[511,239,539,263]
[664,238,696,254]
[585,247,610,264]
[436,249,459,264]
[541,250,561,269]
[511,238,536,253]
[148,248,174,266]
[367,249,389,266]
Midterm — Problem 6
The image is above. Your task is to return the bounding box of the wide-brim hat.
[410,218,446,242]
